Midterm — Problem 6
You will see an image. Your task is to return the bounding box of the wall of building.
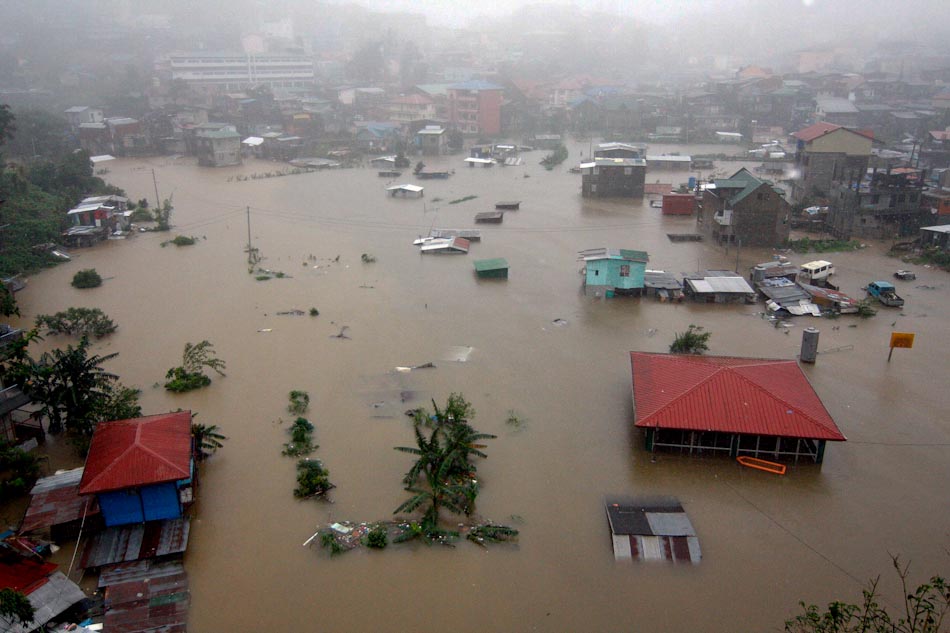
[582,165,646,197]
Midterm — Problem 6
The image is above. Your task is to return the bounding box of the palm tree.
[394,394,495,529]
[192,423,227,461]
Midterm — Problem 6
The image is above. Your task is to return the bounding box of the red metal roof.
[792,122,841,142]
[629,353,845,441]
[80,412,192,495]
[0,559,57,594]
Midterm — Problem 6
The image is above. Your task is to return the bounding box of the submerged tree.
[35,306,117,337]
[165,340,226,393]
[0,588,35,627]
[785,557,948,633]
[394,394,496,534]
[670,324,711,355]
[192,423,227,461]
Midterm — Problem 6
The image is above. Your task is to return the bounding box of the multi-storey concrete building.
[447,80,503,136]
[700,168,791,247]
[168,52,315,93]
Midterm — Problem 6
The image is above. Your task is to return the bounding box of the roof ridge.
[637,356,827,433]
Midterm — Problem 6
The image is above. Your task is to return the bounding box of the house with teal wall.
[79,411,194,527]
[579,248,649,297]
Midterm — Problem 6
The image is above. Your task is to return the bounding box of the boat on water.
[736,456,786,475]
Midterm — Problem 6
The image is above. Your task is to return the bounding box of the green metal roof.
[618,249,649,262]
[713,178,748,188]
[474,258,508,272]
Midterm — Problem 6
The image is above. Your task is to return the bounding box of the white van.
[798,260,835,283]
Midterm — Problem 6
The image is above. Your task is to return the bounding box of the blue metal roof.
[449,80,503,91]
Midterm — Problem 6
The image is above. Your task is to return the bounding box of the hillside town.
[0,2,948,632]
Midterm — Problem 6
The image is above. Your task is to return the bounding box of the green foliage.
[0,439,41,501]
[365,525,388,549]
[129,207,153,222]
[448,195,478,205]
[670,324,711,354]
[361,253,376,263]
[164,340,226,392]
[71,268,102,288]
[192,423,227,461]
[255,275,271,281]
[288,390,310,415]
[0,587,35,626]
[161,235,197,247]
[320,530,345,556]
[0,285,19,317]
[5,108,69,159]
[394,394,496,528]
[35,306,117,337]
[505,410,525,429]
[540,144,569,169]
[282,417,316,457]
[163,368,211,393]
[786,237,863,254]
[855,300,877,319]
[153,198,173,231]
[309,307,319,316]
[7,336,134,452]
[293,459,334,499]
[466,524,519,546]
[901,247,950,271]
[785,557,948,633]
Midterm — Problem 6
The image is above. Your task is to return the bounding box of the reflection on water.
[12,143,950,632]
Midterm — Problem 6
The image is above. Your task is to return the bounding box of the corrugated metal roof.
[79,412,192,495]
[21,468,100,533]
[792,121,841,142]
[0,558,57,593]
[685,276,754,294]
[0,572,87,633]
[473,258,508,272]
[629,352,845,441]
[79,518,190,569]
[605,496,700,564]
[102,560,189,633]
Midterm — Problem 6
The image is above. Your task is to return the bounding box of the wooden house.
[79,411,195,527]
[579,248,649,297]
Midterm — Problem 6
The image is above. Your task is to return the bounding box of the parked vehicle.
[894,270,916,281]
[798,260,835,285]
[866,281,904,307]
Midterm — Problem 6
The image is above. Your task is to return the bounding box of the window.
[620,265,630,277]
[624,167,632,175]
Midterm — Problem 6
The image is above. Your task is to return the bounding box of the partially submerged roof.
[605,496,700,564]
[473,258,508,272]
[684,275,754,294]
[629,352,845,441]
[21,467,100,533]
[242,136,264,145]
[643,270,682,290]
[579,157,646,168]
[79,411,193,495]
[386,183,424,193]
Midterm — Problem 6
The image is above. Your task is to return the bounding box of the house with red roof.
[79,411,194,527]
[630,353,845,464]
[791,121,874,202]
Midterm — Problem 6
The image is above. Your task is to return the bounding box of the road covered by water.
[12,143,949,632]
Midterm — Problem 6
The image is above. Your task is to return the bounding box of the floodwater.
[11,142,949,632]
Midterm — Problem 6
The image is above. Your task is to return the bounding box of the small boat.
[736,456,786,475]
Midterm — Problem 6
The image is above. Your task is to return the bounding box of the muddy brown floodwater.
[11,142,949,632]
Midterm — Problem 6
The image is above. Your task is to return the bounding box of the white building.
[169,52,315,92]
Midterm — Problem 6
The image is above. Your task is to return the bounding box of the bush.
[129,207,153,222]
[309,307,319,316]
[670,324,711,354]
[35,307,117,337]
[288,390,310,415]
[365,525,388,549]
[163,367,211,393]
[160,235,197,247]
[71,269,102,288]
[293,459,333,498]
[282,417,316,457]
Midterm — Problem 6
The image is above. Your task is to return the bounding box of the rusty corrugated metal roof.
[102,560,189,633]
[20,468,99,533]
[79,518,190,570]
[80,412,192,495]
[630,352,845,441]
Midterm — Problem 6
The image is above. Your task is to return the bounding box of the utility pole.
[151,169,161,208]
[735,237,741,274]
[246,206,253,264]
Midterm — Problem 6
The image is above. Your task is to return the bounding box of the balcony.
[713,209,733,226]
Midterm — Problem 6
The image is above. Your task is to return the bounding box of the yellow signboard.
[890,332,915,349]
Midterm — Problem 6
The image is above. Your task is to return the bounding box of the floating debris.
[443,346,474,362]
[330,326,351,340]
[277,309,306,316]
[395,362,436,373]
[257,328,273,333]
[552,318,569,327]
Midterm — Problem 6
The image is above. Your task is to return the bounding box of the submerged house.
[683,270,755,303]
[579,248,649,297]
[630,352,846,464]
[79,411,194,527]
[580,157,647,197]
